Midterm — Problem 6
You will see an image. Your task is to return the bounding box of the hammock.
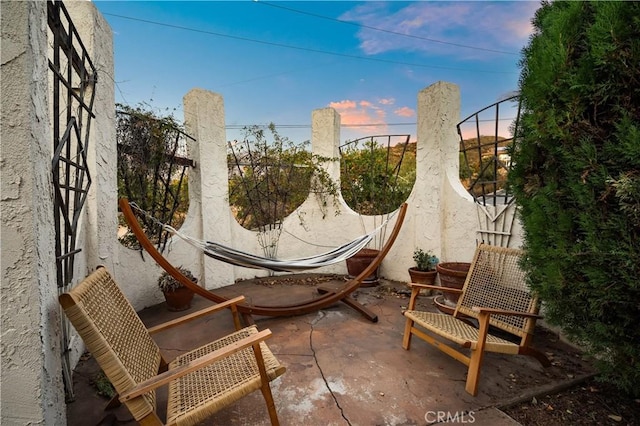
[119,198,408,321]
[130,203,394,272]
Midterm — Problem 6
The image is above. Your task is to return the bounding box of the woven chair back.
[455,244,539,339]
[60,267,163,420]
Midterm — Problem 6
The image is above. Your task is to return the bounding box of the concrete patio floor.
[65,276,593,425]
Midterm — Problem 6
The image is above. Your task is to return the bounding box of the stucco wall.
[1,2,65,424]
[114,82,504,299]
[1,1,115,424]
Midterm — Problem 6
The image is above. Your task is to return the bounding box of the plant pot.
[436,262,471,309]
[162,286,195,311]
[346,248,380,287]
[408,268,437,295]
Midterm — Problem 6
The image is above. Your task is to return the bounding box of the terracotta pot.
[436,262,471,308]
[346,248,380,287]
[162,286,195,311]
[408,268,437,295]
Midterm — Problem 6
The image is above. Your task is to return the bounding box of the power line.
[256,1,519,56]
[226,118,516,130]
[102,12,515,75]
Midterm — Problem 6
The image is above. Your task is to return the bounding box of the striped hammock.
[161,219,391,272]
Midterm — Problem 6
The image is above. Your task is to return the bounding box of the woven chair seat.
[403,310,519,354]
[167,326,285,425]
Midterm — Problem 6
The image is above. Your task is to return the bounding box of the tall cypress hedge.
[510,1,640,395]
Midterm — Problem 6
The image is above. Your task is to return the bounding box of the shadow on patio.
[66,276,593,425]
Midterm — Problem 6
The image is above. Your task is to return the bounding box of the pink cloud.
[329,100,357,110]
[328,98,388,134]
[394,106,415,118]
[379,98,395,105]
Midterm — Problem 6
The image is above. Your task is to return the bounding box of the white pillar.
[411,82,461,260]
[1,1,65,424]
[311,107,341,184]
[183,89,235,288]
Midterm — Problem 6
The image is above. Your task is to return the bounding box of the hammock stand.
[119,198,408,322]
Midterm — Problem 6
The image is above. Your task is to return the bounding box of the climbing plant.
[227,124,339,258]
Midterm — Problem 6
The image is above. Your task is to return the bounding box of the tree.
[510,1,640,395]
[340,136,414,216]
[227,124,339,258]
[116,103,191,251]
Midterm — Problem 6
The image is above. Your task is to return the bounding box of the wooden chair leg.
[260,383,280,426]
[465,349,485,396]
[465,312,491,396]
[253,343,280,426]
[402,317,414,350]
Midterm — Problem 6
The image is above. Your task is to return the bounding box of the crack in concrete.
[309,312,352,426]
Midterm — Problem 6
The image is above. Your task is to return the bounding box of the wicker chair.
[402,244,550,396]
[60,267,286,425]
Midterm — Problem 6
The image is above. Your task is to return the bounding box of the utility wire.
[255,1,519,56]
[102,12,515,74]
[225,117,516,130]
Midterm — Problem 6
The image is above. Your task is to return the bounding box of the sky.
[94,1,540,144]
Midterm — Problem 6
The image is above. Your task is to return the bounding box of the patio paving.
[65,276,593,425]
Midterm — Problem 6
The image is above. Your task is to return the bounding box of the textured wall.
[1,1,64,424]
[1,1,115,423]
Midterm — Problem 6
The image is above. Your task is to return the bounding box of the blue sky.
[94,1,540,143]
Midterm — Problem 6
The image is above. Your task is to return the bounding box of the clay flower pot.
[436,262,471,308]
[408,267,437,295]
[346,248,380,287]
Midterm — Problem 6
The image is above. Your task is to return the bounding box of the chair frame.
[402,244,551,396]
[60,267,285,425]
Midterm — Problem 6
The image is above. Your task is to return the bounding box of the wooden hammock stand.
[119,198,407,322]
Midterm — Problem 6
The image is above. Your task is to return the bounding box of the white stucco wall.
[1,2,65,424]
[1,1,115,424]
[115,82,492,297]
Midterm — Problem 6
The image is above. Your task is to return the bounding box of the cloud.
[340,2,539,60]
[394,106,415,118]
[378,98,395,105]
[329,98,388,133]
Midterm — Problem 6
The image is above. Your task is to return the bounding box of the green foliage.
[116,103,190,251]
[228,124,339,231]
[510,1,640,396]
[340,137,415,215]
[157,266,196,292]
[412,248,439,271]
[93,371,116,399]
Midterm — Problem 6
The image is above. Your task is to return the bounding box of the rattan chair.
[402,244,550,396]
[60,267,286,425]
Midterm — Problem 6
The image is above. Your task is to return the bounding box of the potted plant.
[158,267,196,311]
[408,249,439,294]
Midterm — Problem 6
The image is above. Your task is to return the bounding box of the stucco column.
[412,82,461,259]
[311,107,341,184]
[1,1,65,424]
[183,89,234,288]
[65,2,117,277]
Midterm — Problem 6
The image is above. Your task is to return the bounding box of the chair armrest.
[471,306,542,319]
[120,328,272,402]
[409,283,464,294]
[148,296,246,334]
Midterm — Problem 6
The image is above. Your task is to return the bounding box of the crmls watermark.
[424,410,476,423]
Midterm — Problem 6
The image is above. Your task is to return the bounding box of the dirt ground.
[502,375,640,425]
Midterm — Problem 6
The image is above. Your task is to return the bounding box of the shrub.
[510,1,640,396]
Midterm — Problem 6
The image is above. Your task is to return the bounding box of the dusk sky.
[94,1,540,143]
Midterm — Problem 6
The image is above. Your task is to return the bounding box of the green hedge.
[510,1,640,396]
